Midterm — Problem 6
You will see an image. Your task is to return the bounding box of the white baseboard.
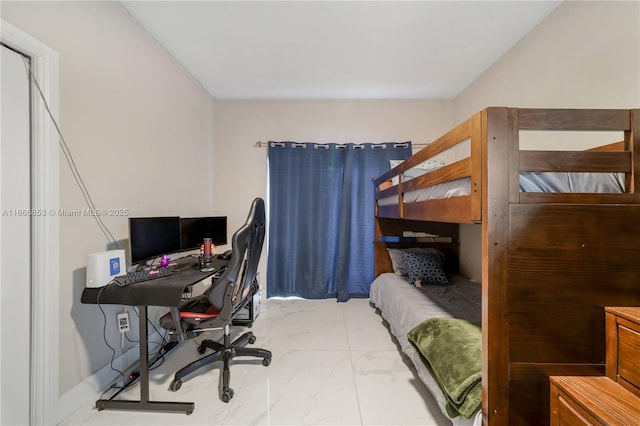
[56,331,164,423]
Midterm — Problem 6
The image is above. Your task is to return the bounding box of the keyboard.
[113,268,172,287]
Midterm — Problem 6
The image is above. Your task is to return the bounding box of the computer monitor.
[128,216,181,265]
[180,216,227,250]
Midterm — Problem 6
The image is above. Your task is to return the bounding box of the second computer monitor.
[180,216,227,250]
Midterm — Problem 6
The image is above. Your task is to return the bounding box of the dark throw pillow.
[387,247,445,276]
[401,251,449,286]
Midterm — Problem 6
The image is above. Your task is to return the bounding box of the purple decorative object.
[159,255,171,268]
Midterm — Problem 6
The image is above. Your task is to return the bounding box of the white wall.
[213,99,455,288]
[1,1,216,398]
[454,0,640,281]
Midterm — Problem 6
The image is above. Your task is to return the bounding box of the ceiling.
[122,1,562,100]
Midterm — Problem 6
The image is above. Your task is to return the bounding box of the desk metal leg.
[95,305,194,414]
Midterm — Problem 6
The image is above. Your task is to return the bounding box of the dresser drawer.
[554,391,599,425]
[618,324,640,393]
[550,376,640,426]
[606,307,640,397]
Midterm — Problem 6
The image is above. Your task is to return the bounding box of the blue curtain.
[267,141,411,301]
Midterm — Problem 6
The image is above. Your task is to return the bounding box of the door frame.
[1,20,60,426]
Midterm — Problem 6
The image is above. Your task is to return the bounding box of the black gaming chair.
[159,197,271,402]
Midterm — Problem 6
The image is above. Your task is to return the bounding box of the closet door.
[1,44,32,425]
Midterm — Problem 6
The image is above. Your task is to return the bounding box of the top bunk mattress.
[377,172,625,206]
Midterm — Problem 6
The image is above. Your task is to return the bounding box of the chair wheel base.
[262,358,271,366]
[221,388,234,402]
[169,379,182,392]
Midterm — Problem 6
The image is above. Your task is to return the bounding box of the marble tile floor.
[60,298,452,426]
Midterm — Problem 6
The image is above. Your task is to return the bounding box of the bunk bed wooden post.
[470,111,483,222]
[481,107,517,426]
[631,109,640,200]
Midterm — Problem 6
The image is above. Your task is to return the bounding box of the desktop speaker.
[86,249,126,288]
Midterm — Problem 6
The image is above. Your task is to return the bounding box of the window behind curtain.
[266,141,411,301]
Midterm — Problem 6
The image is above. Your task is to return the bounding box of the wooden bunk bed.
[372,107,640,426]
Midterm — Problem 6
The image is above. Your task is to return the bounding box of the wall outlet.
[117,312,130,333]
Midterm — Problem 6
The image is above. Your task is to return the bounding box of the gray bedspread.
[369,273,482,426]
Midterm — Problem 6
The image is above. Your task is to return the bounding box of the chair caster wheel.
[262,358,271,366]
[248,335,256,344]
[169,379,182,392]
[197,345,206,355]
[221,388,234,402]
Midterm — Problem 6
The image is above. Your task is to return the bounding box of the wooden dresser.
[605,306,640,397]
[550,307,640,426]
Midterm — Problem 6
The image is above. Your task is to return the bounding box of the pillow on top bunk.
[401,251,449,286]
[388,247,445,276]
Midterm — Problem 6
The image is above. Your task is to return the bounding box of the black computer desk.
[80,259,228,415]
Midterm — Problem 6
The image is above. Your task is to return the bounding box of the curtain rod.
[253,141,428,148]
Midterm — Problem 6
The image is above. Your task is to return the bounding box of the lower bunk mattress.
[369,273,482,426]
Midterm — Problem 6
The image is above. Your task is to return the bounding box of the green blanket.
[407,318,482,419]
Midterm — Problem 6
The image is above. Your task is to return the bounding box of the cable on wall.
[21,56,120,249]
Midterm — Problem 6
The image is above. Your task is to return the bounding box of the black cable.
[96,285,125,380]
[148,357,165,372]
[148,343,169,372]
[20,56,120,249]
[130,306,169,347]
[99,320,178,398]
[124,333,138,345]
[99,382,125,400]
[115,336,177,395]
